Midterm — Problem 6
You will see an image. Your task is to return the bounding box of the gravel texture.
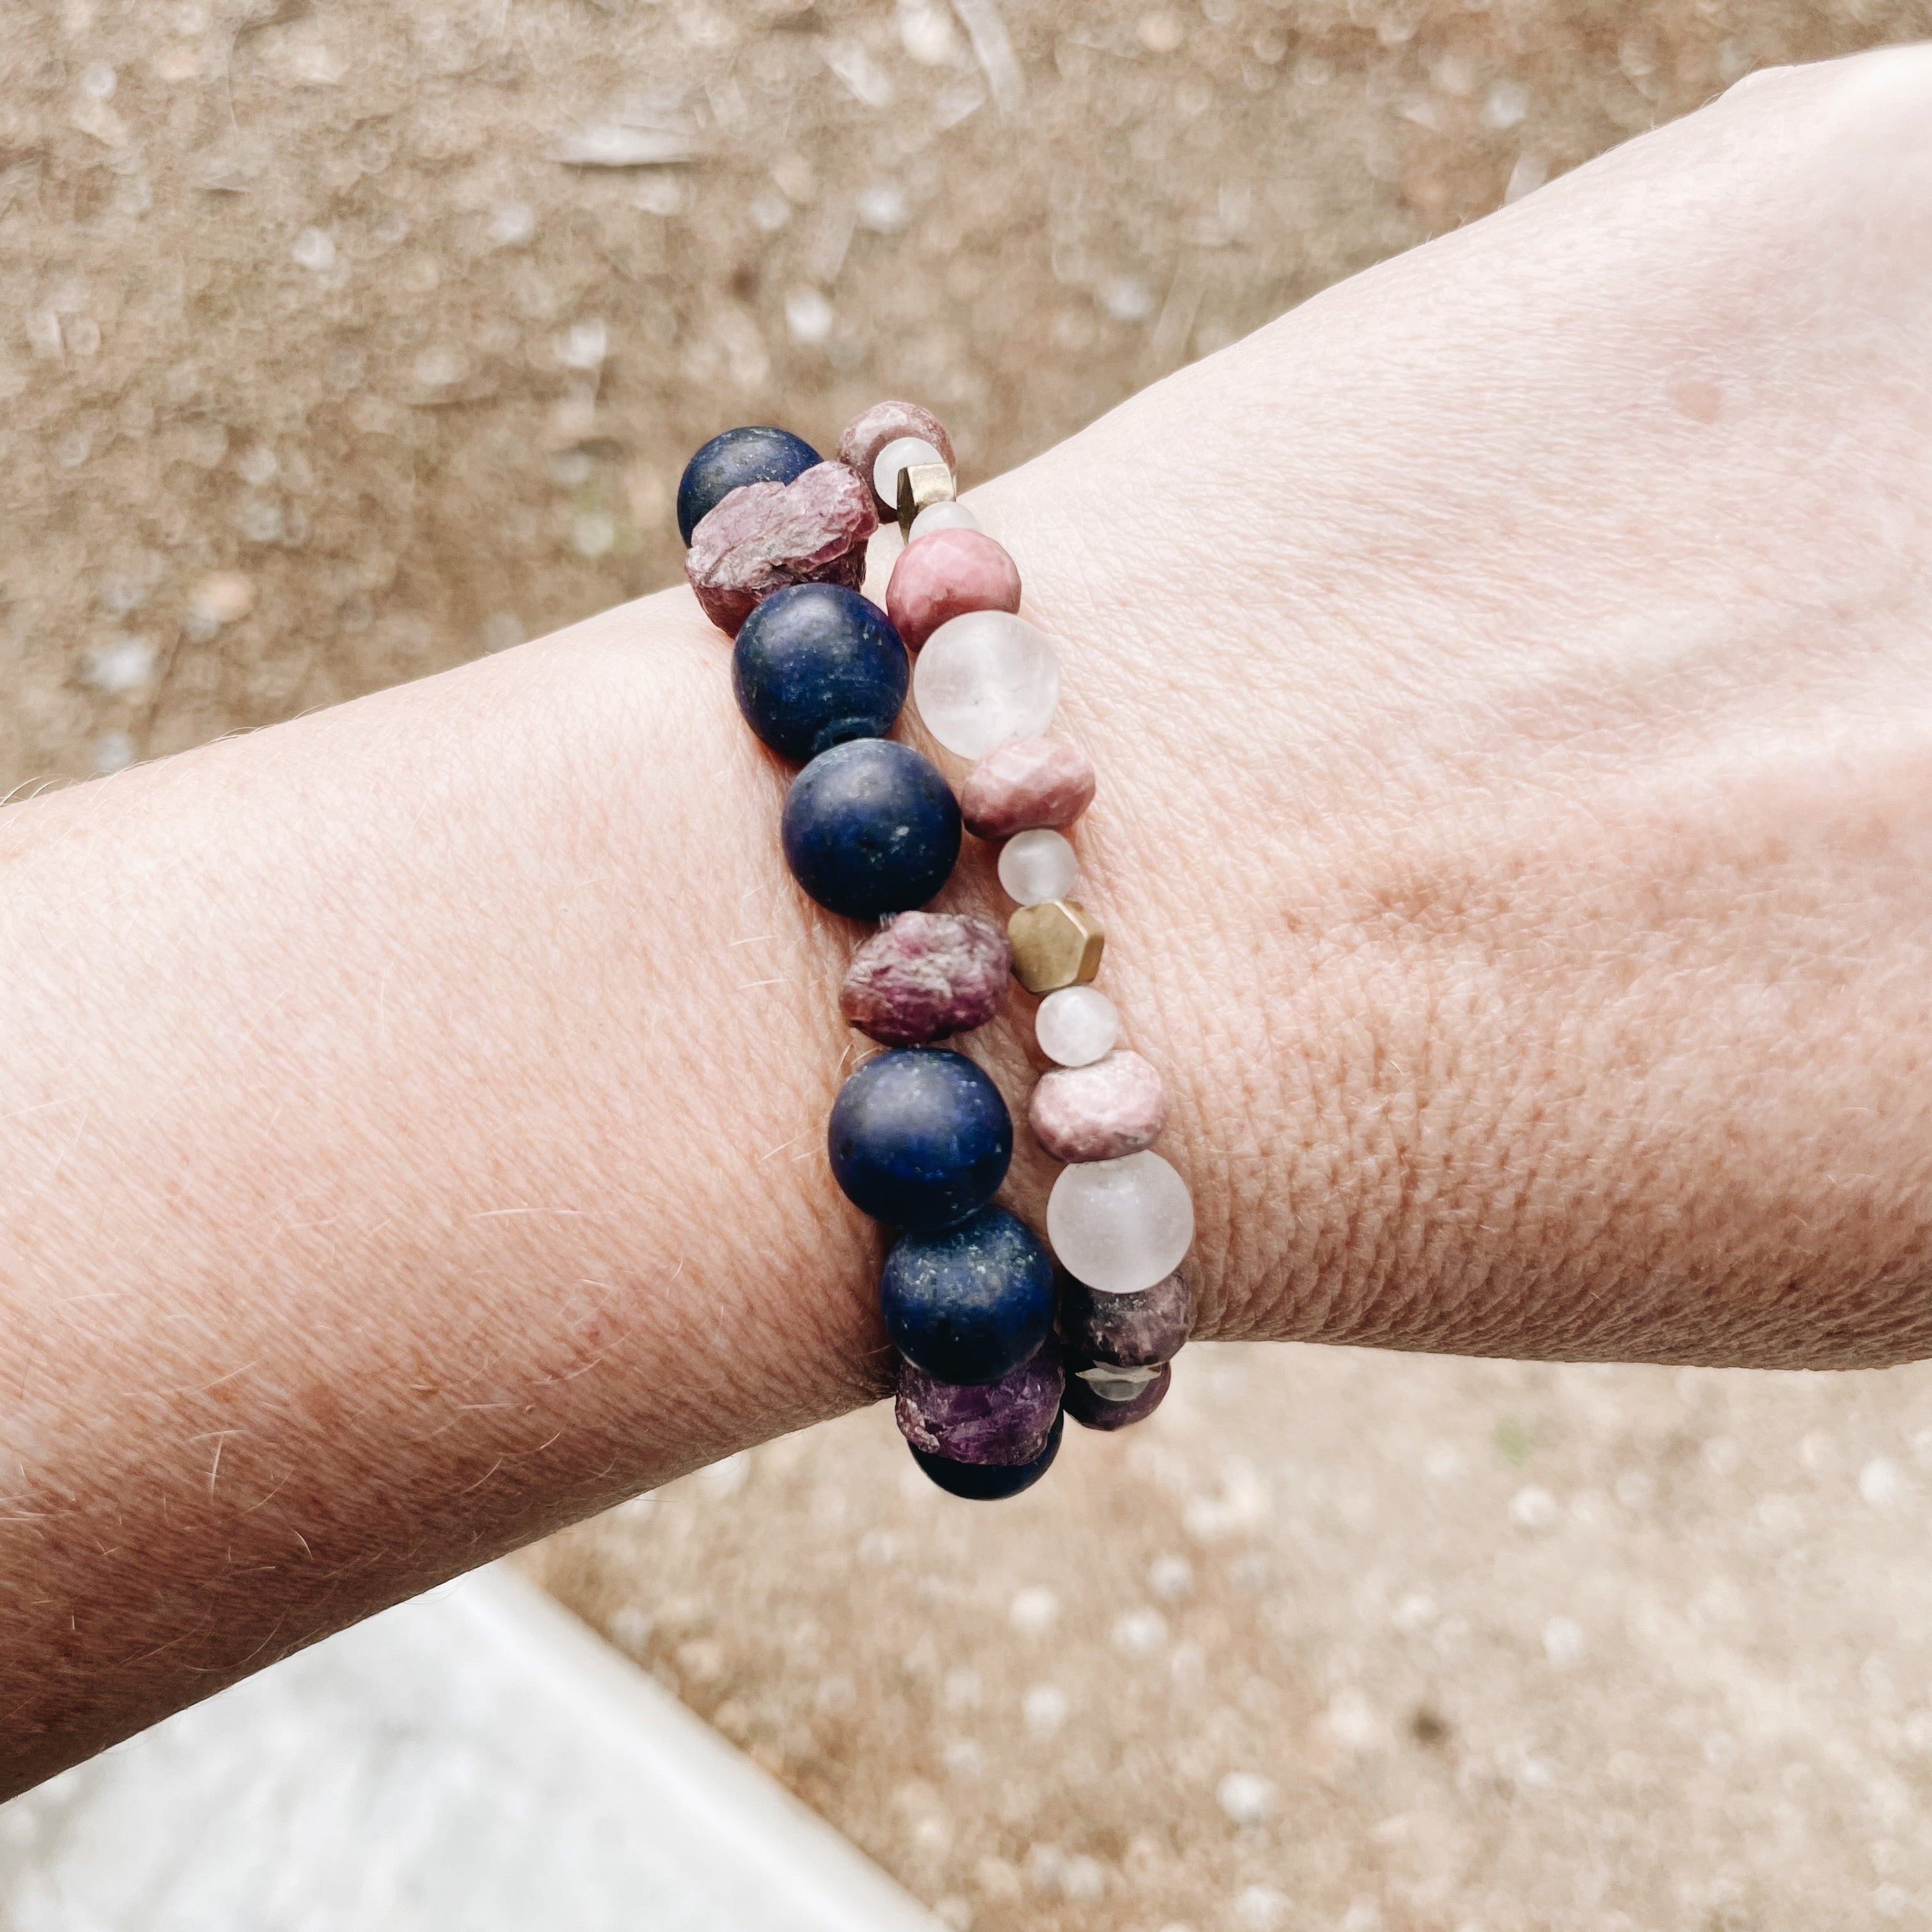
[7,3,1932,1928]
[525,1344,1932,1932]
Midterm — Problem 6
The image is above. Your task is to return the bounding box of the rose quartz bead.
[958,737,1096,841]
[1048,1150,1193,1295]
[885,528,1022,652]
[909,500,980,540]
[1029,1050,1167,1163]
[839,912,1010,1046]
[684,463,877,636]
[838,401,956,516]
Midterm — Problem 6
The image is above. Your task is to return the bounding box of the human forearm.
[0,601,896,1788]
[5,43,1932,1793]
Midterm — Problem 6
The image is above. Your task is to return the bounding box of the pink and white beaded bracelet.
[677,402,1194,1499]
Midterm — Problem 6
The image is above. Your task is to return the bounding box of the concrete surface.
[0,1565,942,1932]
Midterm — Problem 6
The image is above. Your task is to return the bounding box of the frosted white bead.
[873,436,945,506]
[998,828,1077,906]
[913,610,1060,758]
[1035,986,1118,1067]
[1047,1151,1194,1296]
[1075,1363,1163,1402]
[908,499,981,540]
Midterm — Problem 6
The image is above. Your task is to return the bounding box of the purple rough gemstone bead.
[1060,1269,1194,1368]
[684,463,878,637]
[1029,1050,1168,1163]
[896,1346,1064,1465]
[840,912,1011,1046]
[1063,1358,1172,1432]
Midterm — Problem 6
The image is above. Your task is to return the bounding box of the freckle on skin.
[1670,378,1723,423]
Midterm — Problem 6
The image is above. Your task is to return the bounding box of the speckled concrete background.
[6,2,1932,1927]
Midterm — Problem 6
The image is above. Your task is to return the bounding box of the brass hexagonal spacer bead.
[1007,900,1106,994]
[896,461,955,539]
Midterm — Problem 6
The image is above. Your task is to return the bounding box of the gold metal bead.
[1007,900,1106,994]
[896,461,955,539]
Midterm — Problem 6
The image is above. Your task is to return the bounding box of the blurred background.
[6,1,1932,1928]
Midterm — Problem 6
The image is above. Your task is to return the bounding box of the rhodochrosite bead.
[1060,1269,1193,1367]
[732,584,908,763]
[839,401,956,516]
[886,528,1023,652]
[829,1049,1012,1234]
[839,912,1009,1046]
[1046,1149,1194,1295]
[913,610,1061,758]
[1064,1360,1172,1432]
[781,739,960,921]
[912,1413,1062,1501]
[959,737,1096,841]
[881,1204,1055,1382]
[676,425,821,545]
[895,1346,1064,1463]
[685,463,877,637]
[1029,1050,1167,1163]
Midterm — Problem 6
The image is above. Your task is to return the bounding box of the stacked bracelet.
[677,402,1195,1499]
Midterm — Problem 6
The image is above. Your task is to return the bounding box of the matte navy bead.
[676,425,821,546]
[781,739,961,921]
[732,585,908,763]
[881,1204,1054,1381]
[829,1050,1012,1235]
[912,1413,1062,1501]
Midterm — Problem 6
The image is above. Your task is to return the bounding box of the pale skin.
[3,50,1930,1795]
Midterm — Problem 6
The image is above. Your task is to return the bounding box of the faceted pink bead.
[684,463,878,637]
[958,737,1096,841]
[886,528,1022,652]
[839,912,1010,1046]
[896,1347,1064,1464]
[838,401,956,516]
[1029,1050,1167,1163]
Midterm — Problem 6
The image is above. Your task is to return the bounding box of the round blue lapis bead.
[882,1204,1053,1381]
[676,425,821,545]
[781,739,961,921]
[912,1414,1063,1501]
[733,585,908,764]
[829,1048,1011,1234]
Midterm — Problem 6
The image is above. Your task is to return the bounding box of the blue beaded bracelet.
[677,404,1196,1499]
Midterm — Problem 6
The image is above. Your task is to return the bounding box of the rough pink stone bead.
[885,528,1022,652]
[1059,1271,1193,1367]
[1064,1359,1171,1432]
[684,463,878,637]
[1029,1050,1167,1163]
[838,401,956,516]
[896,1347,1064,1464]
[839,912,1010,1046]
[958,737,1096,841]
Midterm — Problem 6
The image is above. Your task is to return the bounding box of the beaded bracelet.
[677,402,1195,1499]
